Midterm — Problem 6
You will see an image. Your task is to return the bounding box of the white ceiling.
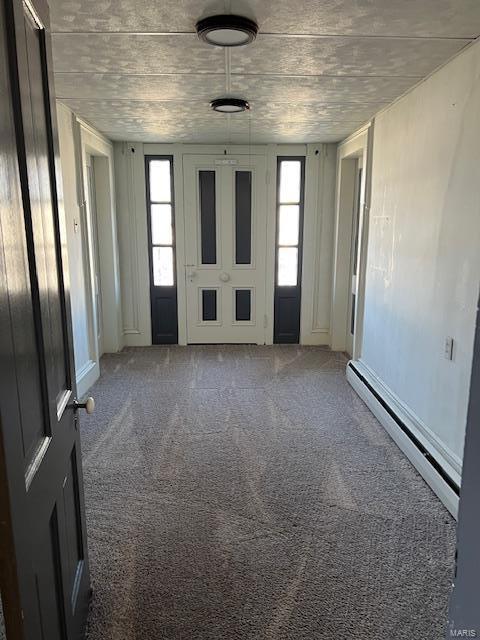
[49,0,480,144]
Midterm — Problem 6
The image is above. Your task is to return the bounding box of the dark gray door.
[0,0,90,638]
[446,294,480,636]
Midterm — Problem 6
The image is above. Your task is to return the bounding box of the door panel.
[34,507,66,640]
[234,171,252,265]
[0,0,90,638]
[235,289,252,321]
[198,169,217,265]
[183,155,267,344]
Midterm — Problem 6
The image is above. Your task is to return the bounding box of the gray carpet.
[0,598,4,640]
[81,345,455,640]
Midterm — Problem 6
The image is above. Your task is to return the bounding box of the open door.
[0,0,91,638]
[446,293,480,635]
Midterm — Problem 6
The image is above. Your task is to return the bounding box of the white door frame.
[79,119,122,362]
[85,154,104,357]
[330,123,374,359]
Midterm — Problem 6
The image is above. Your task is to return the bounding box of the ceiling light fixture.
[210,98,250,113]
[196,14,258,47]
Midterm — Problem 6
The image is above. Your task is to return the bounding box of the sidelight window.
[274,156,305,344]
[276,160,303,286]
[148,158,175,286]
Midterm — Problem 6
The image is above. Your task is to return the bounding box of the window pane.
[279,161,301,203]
[149,160,171,202]
[151,204,172,245]
[277,247,298,286]
[278,205,300,246]
[199,170,217,264]
[235,171,252,264]
[152,246,174,286]
[202,289,217,321]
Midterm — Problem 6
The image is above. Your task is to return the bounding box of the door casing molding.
[330,124,373,357]
[59,105,122,393]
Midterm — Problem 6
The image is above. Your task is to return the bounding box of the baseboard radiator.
[347,361,460,518]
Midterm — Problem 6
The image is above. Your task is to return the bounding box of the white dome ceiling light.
[196,14,258,47]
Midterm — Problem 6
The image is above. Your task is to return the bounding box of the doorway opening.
[330,126,371,357]
[76,123,121,395]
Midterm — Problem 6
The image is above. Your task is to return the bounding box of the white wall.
[57,103,122,396]
[357,40,480,482]
[114,142,337,347]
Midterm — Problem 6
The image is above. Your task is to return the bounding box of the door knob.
[72,396,95,415]
[219,272,230,282]
[187,270,197,278]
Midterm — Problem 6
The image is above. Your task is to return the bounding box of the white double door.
[183,154,267,344]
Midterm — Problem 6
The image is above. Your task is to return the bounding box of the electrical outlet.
[444,337,454,361]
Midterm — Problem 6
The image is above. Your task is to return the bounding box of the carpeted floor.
[81,345,455,640]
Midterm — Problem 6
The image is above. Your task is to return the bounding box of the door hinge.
[266,170,271,186]
[351,274,357,293]
[263,314,268,328]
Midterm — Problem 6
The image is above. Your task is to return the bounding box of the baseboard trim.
[123,332,152,347]
[76,359,99,397]
[346,361,459,518]
[300,331,330,346]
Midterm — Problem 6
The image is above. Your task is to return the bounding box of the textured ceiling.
[49,0,480,144]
